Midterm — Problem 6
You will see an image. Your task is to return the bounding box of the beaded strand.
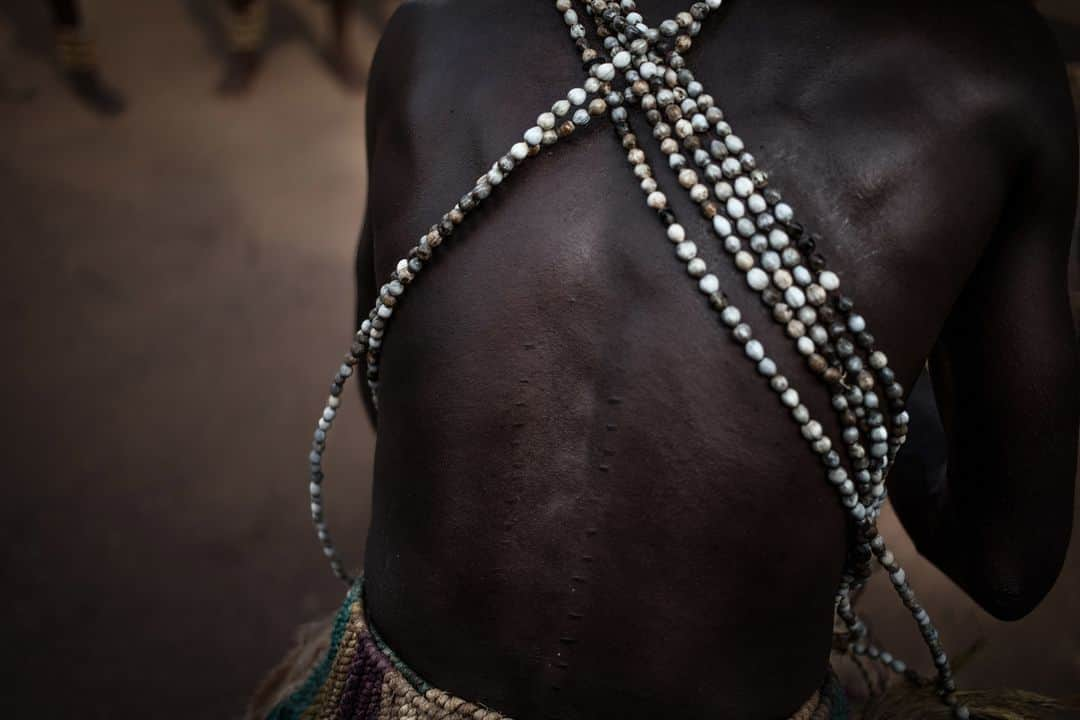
[305,2,967,716]
[569,2,964,715]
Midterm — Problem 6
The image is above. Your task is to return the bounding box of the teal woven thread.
[830,676,850,720]
[268,580,364,719]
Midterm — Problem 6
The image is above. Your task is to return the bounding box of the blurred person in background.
[220,0,366,93]
[48,0,125,114]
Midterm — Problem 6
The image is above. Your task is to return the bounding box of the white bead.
[819,270,840,291]
[563,8,577,24]
[687,257,707,277]
[584,77,601,92]
[801,420,823,440]
[781,388,800,407]
[572,108,590,126]
[747,194,767,214]
[510,142,529,160]
[761,251,781,272]
[721,306,741,327]
[725,134,745,153]
[769,229,789,249]
[758,358,777,376]
[594,63,615,81]
[568,87,587,105]
[647,191,667,209]
[613,50,632,69]
[667,223,686,243]
[552,100,571,117]
[537,112,556,130]
[735,251,755,271]
[745,339,765,361]
[690,184,708,202]
[639,61,657,79]
[699,273,720,294]
[747,267,769,291]
[849,314,867,333]
[785,286,806,308]
[676,241,698,260]
[724,236,741,253]
[734,176,754,197]
[712,216,732,237]
[726,197,746,219]
[793,266,812,286]
[524,126,543,146]
[797,336,814,355]
[775,203,794,222]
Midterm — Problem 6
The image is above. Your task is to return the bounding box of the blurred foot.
[64,70,126,116]
[219,51,261,96]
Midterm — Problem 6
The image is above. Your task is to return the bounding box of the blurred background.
[0,1,1077,717]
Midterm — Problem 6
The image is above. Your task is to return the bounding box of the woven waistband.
[266,579,847,720]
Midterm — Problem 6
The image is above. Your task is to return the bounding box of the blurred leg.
[219,0,266,95]
[49,0,126,115]
[327,0,363,91]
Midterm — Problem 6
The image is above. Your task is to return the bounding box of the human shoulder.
[926,1,1074,149]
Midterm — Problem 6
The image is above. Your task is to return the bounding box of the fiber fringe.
[245,613,334,720]
[855,684,1075,720]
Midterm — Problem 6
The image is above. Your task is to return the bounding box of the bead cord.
[305,1,967,716]
[574,2,964,715]
[308,82,607,584]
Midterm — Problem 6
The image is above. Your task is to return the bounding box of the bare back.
[354,2,1078,718]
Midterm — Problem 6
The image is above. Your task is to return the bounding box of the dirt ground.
[0,1,1077,717]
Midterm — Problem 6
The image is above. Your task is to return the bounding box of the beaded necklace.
[304,2,969,717]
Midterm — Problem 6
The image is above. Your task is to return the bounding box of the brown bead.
[665,105,683,122]
[808,354,828,374]
[857,370,876,390]
[588,98,607,116]
[823,367,843,385]
[675,35,693,52]
[700,201,718,219]
[557,121,575,138]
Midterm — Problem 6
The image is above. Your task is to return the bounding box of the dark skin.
[352,1,1078,718]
